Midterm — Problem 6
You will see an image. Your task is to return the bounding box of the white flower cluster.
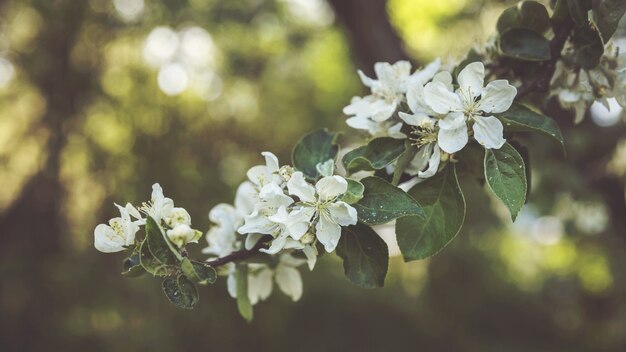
[203,152,358,304]
[551,51,626,123]
[94,184,202,253]
[344,60,517,179]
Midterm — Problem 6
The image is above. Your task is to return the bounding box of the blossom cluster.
[202,152,358,304]
[94,183,202,253]
[551,49,626,123]
[343,59,517,179]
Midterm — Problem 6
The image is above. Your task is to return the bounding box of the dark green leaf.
[396,166,466,261]
[139,240,179,277]
[497,6,521,33]
[500,28,551,61]
[496,103,565,151]
[341,179,365,204]
[342,138,406,174]
[354,176,425,225]
[572,25,604,69]
[162,275,198,310]
[566,0,592,27]
[236,265,253,322]
[484,143,527,221]
[336,223,389,288]
[520,1,551,33]
[145,216,181,264]
[181,258,217,285]
[292,129,339,180]
[121,252,145,277]
[593,0,626,42]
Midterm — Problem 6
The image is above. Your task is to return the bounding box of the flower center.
[410,125,437,147]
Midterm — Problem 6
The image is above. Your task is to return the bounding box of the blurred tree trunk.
[326,0,410,75]
[0,0,90,349]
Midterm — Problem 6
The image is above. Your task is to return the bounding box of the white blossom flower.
[137,183,174,223]
[94,203,140,253]
[246,151,283,187]
[397,72,452,178]
[423,62,516,153]
[344,59,441,138]
[203,181,258,258]
[166,223,202,248]
[226,253,306,304]
[284,172,358,252]
[165,207,191,228]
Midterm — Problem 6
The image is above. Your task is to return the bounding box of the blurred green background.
[1,0,626,351]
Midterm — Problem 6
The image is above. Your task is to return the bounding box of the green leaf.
[342,138,406,174]
[341,179,364,204]
[497,2,550,34]
[484,143,527,221]
[497,6,521,33]
[121,252,145,277]
[566,0,591,27]
[396,165,466,261]
[593,0,626,42]
[500,28,551,61]
[520,1,551,33]
[162,275,199,310]
[496,103,565,151]
[292,129,339,180]
[572,24,604,69]
[181,258,217,285]
[236,265,253,322]
[139,217,181,276]
[353,176,425,225]
[145,216,182,263]
[336,223,389,288]
[139,241,179,277]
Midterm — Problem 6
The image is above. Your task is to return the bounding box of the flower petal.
[227,272,237,298]
[458,62,484,99]
[410,58,441,86]
[477,80,517,113]
[275,263,303,301]
[244,233,264,250]
[473,115,506,149]
[287,171,316,203]
[315,215,342,252]
[327,201,358,226]
[261,151,280,172]
[94,224,125,253]
[315,176,348,202]
[248,267,273,305]
[437,123,469,153]
[234,181,258,216]
[432,71,453,90]
[438,111,466,130]
[418,144,441,178]
[398,111,431,127]
[302,245,318,271]
[357,70,377,88]
[424,81,463,114]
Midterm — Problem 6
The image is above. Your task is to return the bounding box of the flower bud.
[166,224,201,248]
[279,165,295,181]
[165,207,191,228]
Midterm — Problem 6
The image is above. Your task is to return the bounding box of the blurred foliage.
[1,0,626,351]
